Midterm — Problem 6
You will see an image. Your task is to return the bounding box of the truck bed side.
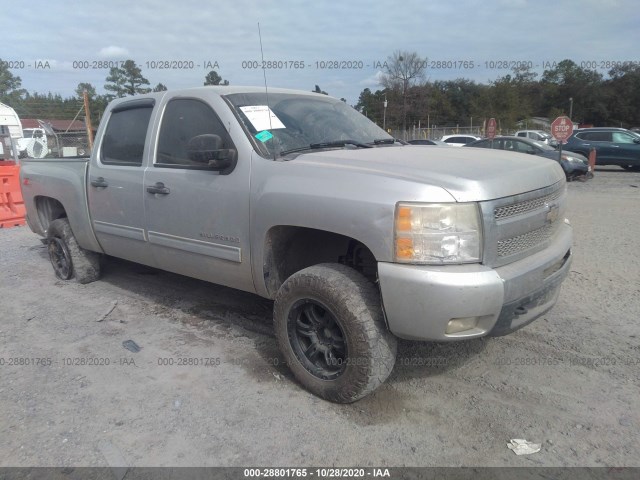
[20,158,103,253]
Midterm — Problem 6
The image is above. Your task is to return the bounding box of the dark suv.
[564,128,640,170]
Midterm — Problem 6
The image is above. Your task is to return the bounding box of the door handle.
[90,177,108,188]
[146,182,170,195]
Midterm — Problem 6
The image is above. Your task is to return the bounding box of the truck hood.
[289,145,565,202]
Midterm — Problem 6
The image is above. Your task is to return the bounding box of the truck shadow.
[77,255,487,419]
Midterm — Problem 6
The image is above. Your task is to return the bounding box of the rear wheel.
[47,218,101,284]
[274,263,397,403]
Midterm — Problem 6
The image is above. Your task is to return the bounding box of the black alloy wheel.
[288,299,347,380]
[48,237,73,280]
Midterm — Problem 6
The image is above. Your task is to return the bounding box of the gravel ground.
[0,167,638,468]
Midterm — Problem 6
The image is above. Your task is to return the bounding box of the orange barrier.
[588,148,597,177]
[0,162,26,228]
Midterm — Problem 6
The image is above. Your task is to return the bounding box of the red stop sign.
[551,116,574,143]
[486,118,497,139]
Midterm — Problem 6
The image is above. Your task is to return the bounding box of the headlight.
[561,154,586,164]
[394,202,482,264]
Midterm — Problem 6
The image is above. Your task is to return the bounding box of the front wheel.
[274,263,397,403]
[47,218,101,284]
[621,165,640,171]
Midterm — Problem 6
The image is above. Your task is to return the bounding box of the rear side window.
[578,131,611,142]
[101,106,153,166]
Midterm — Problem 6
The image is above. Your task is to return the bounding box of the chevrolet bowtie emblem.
[546,203,559,224]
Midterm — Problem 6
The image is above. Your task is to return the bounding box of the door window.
[101,106,153,166]
[155,98,235,168]
[611,132,637,144]
[577,131,612,142]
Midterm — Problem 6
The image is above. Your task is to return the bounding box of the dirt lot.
[0,167,639,468]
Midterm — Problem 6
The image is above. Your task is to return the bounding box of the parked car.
[564,127,640,170]
[407,139,450,146]
[465,136,589,180]
[440,134,482,147]
[514,129,559,147]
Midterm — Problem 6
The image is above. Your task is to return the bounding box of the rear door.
[87,98,156,266]
[574,131,614,163]
[142,93,255,293]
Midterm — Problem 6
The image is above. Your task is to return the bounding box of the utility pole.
[83,90,94,151]
[383,94,388,131]
[569,97,573,120]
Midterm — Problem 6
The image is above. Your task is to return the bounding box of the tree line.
[0,59,230,125]
[357,51,640,132]
[2,54,640,131]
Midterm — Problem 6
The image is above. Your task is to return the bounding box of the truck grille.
[497,224,555,257]
[494,188,563,220]
[481,180,566,267]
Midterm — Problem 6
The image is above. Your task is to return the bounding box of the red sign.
[551,116,574,143]
[486,118,497,139]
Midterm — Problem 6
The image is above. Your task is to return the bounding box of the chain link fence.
[390,126,494,141]
[17,127,91,159]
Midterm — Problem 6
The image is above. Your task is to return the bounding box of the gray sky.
[3,0,639,104]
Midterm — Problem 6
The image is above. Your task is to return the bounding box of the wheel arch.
[261,226,378,299]
[34,196,67,234]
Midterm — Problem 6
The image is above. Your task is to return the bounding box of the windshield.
[224,92,393,158]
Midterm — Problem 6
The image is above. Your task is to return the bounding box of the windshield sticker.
[255,130,274,142]
[239,105,286,131]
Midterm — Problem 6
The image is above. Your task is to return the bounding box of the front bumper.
[378,222,572,341]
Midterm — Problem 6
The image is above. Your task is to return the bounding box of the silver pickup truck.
[20,86,572,403]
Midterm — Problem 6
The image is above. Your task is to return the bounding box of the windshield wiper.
[281,140,373,156]
[310,140,373,149]
[372,138,408,145]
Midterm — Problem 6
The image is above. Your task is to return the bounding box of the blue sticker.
[255,130,274,142]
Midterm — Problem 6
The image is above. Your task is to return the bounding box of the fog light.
[446,317,479,334]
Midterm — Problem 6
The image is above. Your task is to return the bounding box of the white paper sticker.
[239,105,286,131]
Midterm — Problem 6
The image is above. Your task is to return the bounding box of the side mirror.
[633,138,640,144]
[187,134,237,174]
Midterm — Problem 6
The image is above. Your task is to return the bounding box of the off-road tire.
[274,263,397,403]
[47,218,101,284]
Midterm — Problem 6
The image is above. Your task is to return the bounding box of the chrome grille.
[494,187,563,220]
[497,224,555,257]
[480,180,567,267]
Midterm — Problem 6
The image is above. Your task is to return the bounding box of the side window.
[481,139,502,149]
[612,132,636,144]
[516,141,536,154]
[516,132,526,137]
[102,106,153,166]
[579,132,611,142]
[156,98,235,168]
[504,140,516,151]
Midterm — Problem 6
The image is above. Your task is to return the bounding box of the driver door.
[142,95,254,293]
